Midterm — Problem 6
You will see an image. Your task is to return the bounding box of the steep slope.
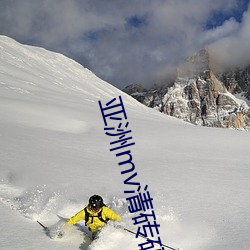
[0,36,250,250]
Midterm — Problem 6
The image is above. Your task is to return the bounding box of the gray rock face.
[123,49,250,130]
[218,66,250,99]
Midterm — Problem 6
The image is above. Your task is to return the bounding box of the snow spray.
[98,96,180,250]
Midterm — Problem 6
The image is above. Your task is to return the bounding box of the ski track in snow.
[0,179,210,250]
[0,178,141,249]
[0,183,137,250]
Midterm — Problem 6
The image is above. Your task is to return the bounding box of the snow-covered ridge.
[0,35,150,133]
[0,35,139,104]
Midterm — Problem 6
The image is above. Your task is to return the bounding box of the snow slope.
[0,35,250,250]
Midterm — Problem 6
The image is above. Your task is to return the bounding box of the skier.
[66,194,121,239]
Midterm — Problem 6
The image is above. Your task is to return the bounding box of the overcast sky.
[0,0,249,89]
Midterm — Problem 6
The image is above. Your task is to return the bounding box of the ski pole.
[37,220,49,231]
[122,227,181,250]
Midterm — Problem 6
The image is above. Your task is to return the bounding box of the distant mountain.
[217,66,250,100]
[123,49,250,130]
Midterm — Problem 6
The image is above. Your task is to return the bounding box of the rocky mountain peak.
[123,49,250,130]
[177,48,210,78]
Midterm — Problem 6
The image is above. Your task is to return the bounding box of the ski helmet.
[89,195,104,211]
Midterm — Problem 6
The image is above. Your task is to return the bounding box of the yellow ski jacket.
[67,206,121,233]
